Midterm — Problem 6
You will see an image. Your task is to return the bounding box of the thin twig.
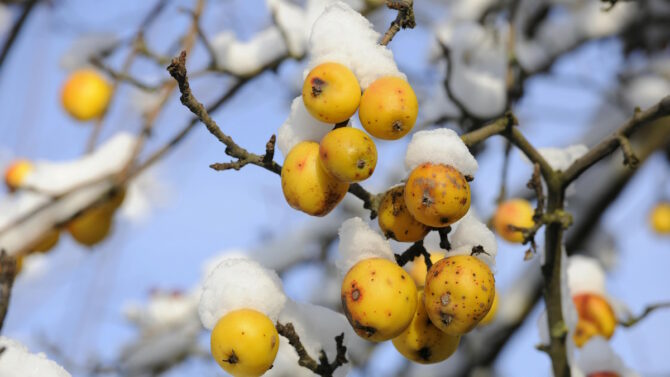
[0,0,39,73]
[620,302,670,327]
[379,0,415,46]
[276,322,347,377]
[394,240,430,267]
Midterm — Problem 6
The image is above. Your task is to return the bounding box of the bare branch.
[620,302,670,327]
[380,0,415,46]
[394,240,430,267]
[0,250,17,333]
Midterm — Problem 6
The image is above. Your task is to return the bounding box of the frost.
[198,257,287,329]
[449,211,497,269]
[0,337,71,377]
[277,96,334,157]
[336,217,395,275]
[306,2,404,89]
[0,133,137,255]
[404,128,478,177]
[575,337,640,377]
[268,301,354,377]
[567,255,607,296]
[434,21,507,117]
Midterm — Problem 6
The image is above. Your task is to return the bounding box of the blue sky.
[1,0,669,376]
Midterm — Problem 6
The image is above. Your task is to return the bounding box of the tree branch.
[380,0,415,46]
[0,250,17,333]
[276,322,348,377]
[394,240,430,267]
[620,302,670,327]
[563,96,670,185]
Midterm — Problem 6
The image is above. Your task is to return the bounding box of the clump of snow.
[198,257,287,329]
[336,217,395,274]
[124,290,199,330]
[0,337,71,377]
[22,133,136,195]
[404,128,478,176]
[268,301,354,377]
[0,5,11,35]
[576,337,639,377]
[567,255,606,296]
[449,211,497,269]
[0,133,137,255]
[59,33,120,71]
[306,2,405,89]
[522,144,588,172]
[623,74,670,110]
[434,21,507,117]
[277,96,334,157]
[212,28,288,77]
[119,169,172,224]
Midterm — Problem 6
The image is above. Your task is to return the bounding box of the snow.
[524,144,588,172]
[336,217,395,275]
[306,2,405,89]
[449,211,497,269]
[404,128,478,176]
[124,290,199,330]
[0,133,137,255]
[119,169,172,224]
[623,74,670,110]
[434,21,507,118]
[0,5,10,35]
[212,27,288,77]
[277,96,334,157]
[567,255,607,296]
[59,33,119,71]
[575,337,640,377]
[0,337,71,377]
[198,256,287,329]
[268,300,354,377]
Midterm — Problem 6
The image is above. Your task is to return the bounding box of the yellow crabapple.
[408,251,445,287]
[32,230,60,253]
[493,199,534,243]
[358,76,418,140]
[281,141,349,216]
[572,293,617,348]
[392,290,460,364]
[210,308,279,377]
[478,290,498,326]
[319,127,377,182]
[341,258,418,342]
[404,163,471,228]
[302,62,361,123]
[378,185,430,243]
[649,202,670,234]
[4,159,33,192]
[61,69,112,121]
[67,204,114,247]
[424,255,495,336]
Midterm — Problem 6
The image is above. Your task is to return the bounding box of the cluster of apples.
[281,62,418,216]
[340,251,496,364]
[3,159,125,264]
[210,308,279,377]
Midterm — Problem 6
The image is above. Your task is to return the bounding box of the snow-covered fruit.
[302,62,361,124]
[392,290,460,364]
[4,159,33,192]
[341,258,418,342]
[493,199,534,243]
[319,127,377,183]
[378,185,430,243]
[408,251,444,287]
[359,76,418,140]
[210,308,279,377]
[404,163,471,228]
[61,69,112,121]
[281,141,349,216]
[424,255,495,336]
[572,293,617,348]
[649,202,670,234]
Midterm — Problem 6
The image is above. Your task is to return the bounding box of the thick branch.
[276,322,347,377]
[563,96,670,184]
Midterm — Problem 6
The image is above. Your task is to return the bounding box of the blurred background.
[0,0,669,376]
